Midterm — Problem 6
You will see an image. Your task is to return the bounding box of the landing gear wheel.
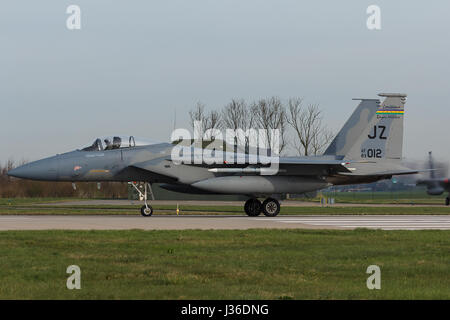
[244,199,262,217]
[129,182,155,217]
[446,197,449,206]
[140,205,153,217]
[262,198,280,217]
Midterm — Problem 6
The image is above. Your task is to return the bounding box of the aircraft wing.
[131,155,353,177]
[130,154,430,180]
[171,156,352,175]
[338,168,420,176]
[335,161,425,177]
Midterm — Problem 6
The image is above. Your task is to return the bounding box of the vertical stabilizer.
[343,93,407,161]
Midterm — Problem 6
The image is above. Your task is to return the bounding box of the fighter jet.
[416,151,450,205]
[8,93,419,217]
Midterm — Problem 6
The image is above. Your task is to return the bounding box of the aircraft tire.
[446,197,449,206]
[140,205,153,217]
[262,198,280,217]
[244,199,262,217]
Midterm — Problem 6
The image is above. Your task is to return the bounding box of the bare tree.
[187,97,332,156]
[287,98,334,156]
[204,110,222,136]
[188,102,222,142]
[251,97,287,153]
[189,102,207,137]
[221,99,254,151]
[222,99,253,130]
[311,127,334,155]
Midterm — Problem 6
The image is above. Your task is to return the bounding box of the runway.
[1,215,450,230]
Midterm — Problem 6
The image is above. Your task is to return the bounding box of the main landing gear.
[244,198,280,217]
[446,196,449,206]
[129,182,154,217]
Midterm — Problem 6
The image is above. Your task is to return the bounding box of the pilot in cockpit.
[113,136,121,149]
[104,138,112,150]
[82,135,152,152]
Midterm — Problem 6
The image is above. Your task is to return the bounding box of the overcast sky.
[1,1,449,165]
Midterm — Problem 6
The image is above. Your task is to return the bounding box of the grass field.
[0,229,448,299]
[2,201,450,216]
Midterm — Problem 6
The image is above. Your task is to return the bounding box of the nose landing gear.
[129,182,154,217]
[140,205,153,217]
[244,197,280,217]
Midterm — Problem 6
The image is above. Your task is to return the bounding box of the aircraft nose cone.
[6,167,23,178]
[7,157,59,181]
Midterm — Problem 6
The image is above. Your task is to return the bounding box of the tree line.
[188,96,334,156]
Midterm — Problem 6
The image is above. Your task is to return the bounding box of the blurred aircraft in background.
[417,151,450,205]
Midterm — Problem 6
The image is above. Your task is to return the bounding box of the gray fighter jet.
[8,93,419,217]
[417,152,450,205]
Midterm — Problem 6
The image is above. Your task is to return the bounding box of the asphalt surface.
[1,215,450,230]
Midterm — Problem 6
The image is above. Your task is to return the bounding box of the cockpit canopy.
[82,135,159,151]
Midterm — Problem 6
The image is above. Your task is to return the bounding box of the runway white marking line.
[1,215,450,230]
[270,220,450,223]
[251,216,450,230]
